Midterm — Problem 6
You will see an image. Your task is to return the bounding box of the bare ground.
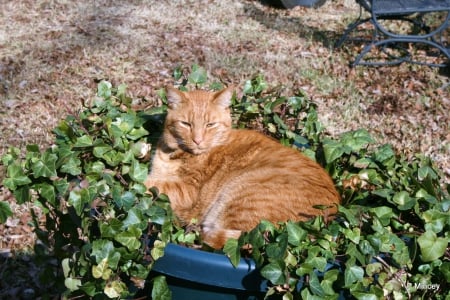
[0,0,449,296]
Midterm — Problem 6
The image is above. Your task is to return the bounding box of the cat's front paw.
[144,176,156,191]
[201,223,242,250]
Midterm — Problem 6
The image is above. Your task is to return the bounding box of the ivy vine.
[1,67,449,299]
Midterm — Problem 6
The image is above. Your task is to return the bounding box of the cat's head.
[163,86,234,155]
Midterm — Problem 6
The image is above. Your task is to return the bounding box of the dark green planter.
[280,0,327,8]
[149,244,268,300]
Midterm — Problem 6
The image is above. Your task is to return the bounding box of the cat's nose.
[193,137,203,145]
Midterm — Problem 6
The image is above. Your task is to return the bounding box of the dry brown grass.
[1,0,449,185]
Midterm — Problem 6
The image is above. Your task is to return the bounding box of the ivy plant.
[1,68,449,299]
[1,81,189,299]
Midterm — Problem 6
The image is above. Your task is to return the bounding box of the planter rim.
[152,243,267,291]
[281,0,327,8]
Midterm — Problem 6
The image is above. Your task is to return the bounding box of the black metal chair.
[336,0,450,67]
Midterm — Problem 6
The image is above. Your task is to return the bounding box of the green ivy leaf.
[440,262,450,282]
[351,292,379,300]
[296,262,314,276]
[100,219,123,238]
[117,83,128,100]
[424,211,448,233]
[68,189,83,215]
[418,165,438,181]
[322,138,347,164]
[243,80,255,95]
[116,191,135,210]
[104,280,126,299]
[366,235,381,252]
[177,232,197,245]
[342,227,361,244]
[344,265,364,287]
[108,123,124,139]
[13,186,31,204]
[114,226,142,251]
[92,240,121,270]
[266,233,288,259]
[74,135,93,148]
[308,256,328,272]
[369,206,393,226]
[127,127,149,140]
[300,287,320,300]
[37,183,56,206]
[92,258,112,280]
[31,151,57,178]
[61,258,72,278]
[68,187,96,215]
[89,161,106,175]
[366,262,383,276]
[93,143,113,158]
[286,221,307,246]
[309,271,325,297]
[129,159,148,183]
[64,277,82,292]
[147,205,169,225]
[3,162,31,190]
[97,80,112,99]
[122,207,144,229]
[188,65,207,85]
[0,201,13,223]
[115,114,136,133]
[371,189,393,200]
[242,75,267,95]
[392,191,416,210]
[341,129,374,152]
[257,220,277,236]
[338,206,361,226]
[358,169,383,184]
[417,230,448,262]
[54,120,75,140]
[80,282,96,297]
[321,269,339,295]
[415,188,437,203]
[60,156,82,175]
[173,67,182,81]
[372,144,395,163]
[261,261,286,285]
[151,240,166,261]
[223,238,240,268]
[359,240,376,256]
[101,150,124,167]
[151,275,172,300]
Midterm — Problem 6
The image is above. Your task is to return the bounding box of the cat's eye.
[206,122,216,128]
[180,121,191,128]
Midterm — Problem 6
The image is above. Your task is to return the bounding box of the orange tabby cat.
[145,86,340,249]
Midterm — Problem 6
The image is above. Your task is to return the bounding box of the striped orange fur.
[145,87,340,249]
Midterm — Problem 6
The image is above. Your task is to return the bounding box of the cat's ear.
[166,86,184,109]
[213,86,234,108]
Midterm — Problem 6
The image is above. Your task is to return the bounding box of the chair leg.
[335,17,372,48]
[352,38,450,67]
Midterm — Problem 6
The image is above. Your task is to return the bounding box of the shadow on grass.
[246,1,450,71]
[243,2,345,49]
[0,250,62,299]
